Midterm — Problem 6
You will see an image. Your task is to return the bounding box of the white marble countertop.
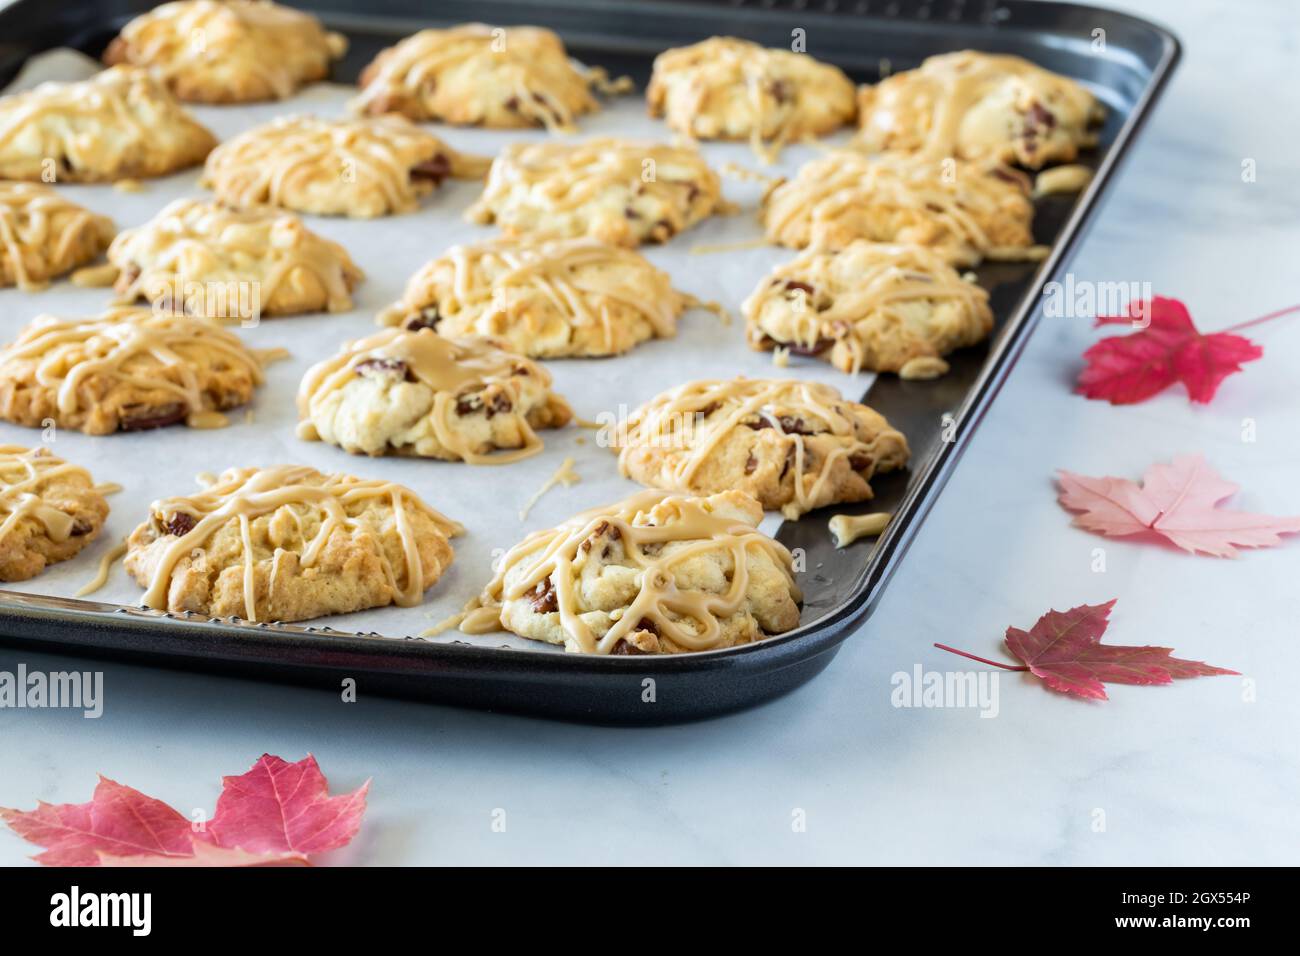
[2,0,1298,866]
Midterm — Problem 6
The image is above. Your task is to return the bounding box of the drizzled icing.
[202,115,489,217]
[351,23,623,130]
[297,327,566,464]
[762,150,1044,266]
[0,445,99,545]
[742,241,992,374]
[616,377,908,518]
[0,182,116,291]
[857,51,1102,168]
[461,490,801,655]
[647,37,856,161]
[107,199,362,315]
[0,67,216,182]
[0,306,268,429]
[465,138,727,245]
[105,0,346,102]
[377,237,685,354]
[136,465,463,622]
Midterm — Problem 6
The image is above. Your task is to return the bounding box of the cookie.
[124,465,462,623]
[465,138,727,247]
[376,237,690,358]
[614,377,909,519]
[0,445,109,582]
[201,115,489,218]
[761,150,1040,266]
[0,306,270,436]
[353,23,621,130]
[647,37,856,158]
[107,199,363,317]
[857,51,1104,169]
[743,241,993,376]
[103,0,346,104]
[297,327,572,462]
[0,66,217,182]
[461,489,801,654]
[0,182,115,291]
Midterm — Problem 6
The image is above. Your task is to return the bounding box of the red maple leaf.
[1058,454,1300,557]
[0,754,367,867]
[1076,297,1262,404]
[936,600,1238,701]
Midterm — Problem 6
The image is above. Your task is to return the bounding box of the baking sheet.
[1,50,879,651]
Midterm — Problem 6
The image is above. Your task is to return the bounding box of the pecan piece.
[410,153,452,185]
[528,578,558,613]
[163,511,197,537]
[119,403,187,432]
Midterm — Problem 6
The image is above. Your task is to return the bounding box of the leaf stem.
[1223,302,1300,334]
[933,643,1028,671]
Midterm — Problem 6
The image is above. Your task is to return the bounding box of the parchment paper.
[1,51,874,649]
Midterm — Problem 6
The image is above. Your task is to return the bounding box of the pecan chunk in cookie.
[377,237,694,358]
[125,465,462,623]
[0,307,270,436]
[614,378,909,519]
[0,183,115,291]
[297,328,572,462]
[353,23,622,130]
[466,138,727,247]
[103,0,346,103]
[761,151,1041,266]
[857,51,1103,170]
[107,199,363,317]
[0,67,216,182]
[648,37,856,159]
[462,489,801,654]
[744,242,993,376]
[202,115,488,218]
[0,445,109,582]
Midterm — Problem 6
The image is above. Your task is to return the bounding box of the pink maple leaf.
[1058,454,1300,557]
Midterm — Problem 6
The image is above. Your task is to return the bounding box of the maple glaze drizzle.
[351,23,620,131]
[202,115,488,214]
[648,38,855,162]
[297,327,567,464]
[109,0,346,100]
[0,183,115,291]
[108,198,362,314]
[139,465,463,622]
[762,150,1044,264]
[617,377,906,518]
[742,242,991,374]
[379,237,685,352]
[461,489,801,654]
[0,445,99,544]
[859,51,1102,163]
[0,306,268,427]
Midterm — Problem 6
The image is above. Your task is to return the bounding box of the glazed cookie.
[647,37,856,158]
[124,465,462,623]
[353,23,622,130]
[201,115,489,218]
[614,377,909,519]
[743,241,993,377]
[0,66,217,182]
[0,445,109,582]
[460,489,801,655]
[106,199,363,317]
[297,327,572,462]
[0,182,115,291]
[103,0,347,104]
[377,237,691,358]
[465,138,727,247]
[761,150,1040,266]
[857,51,1104,169]
[0,307,271,435]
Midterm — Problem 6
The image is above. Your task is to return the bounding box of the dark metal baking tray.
[0,0,1178,723]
